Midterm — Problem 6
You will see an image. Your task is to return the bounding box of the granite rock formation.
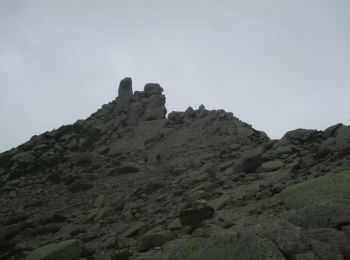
[0,78,350,260]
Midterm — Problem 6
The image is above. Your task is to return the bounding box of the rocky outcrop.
[89,77,167,129]
[118,77,133,98]
[1,78,350,260]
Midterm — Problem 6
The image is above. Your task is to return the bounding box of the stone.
[116,164,140,175]
[259,221,308,257]
[292,252,318,260]
[305,228,350,260]
[199,104,205,110]
[264,145,295,160]
[137,229,174,252]
[187,190,209,204]
[26,239,82,260]
[68,181,94,193]
[0,223,27,245]
[123,222,147,238]
[118,77,133,98]
[11,152,35,164]
[179,201,215,230]
[8,190,17,198]
[334,126,350,150]
[144,83,164,96]
[92,194,109,208]
[308,239,343,260]
[113,249,133,260]
[258,160,284,172]
[283,128,318,142]
[234,148,263,173]
[325,123,343,137]
[219,160,235,172]
[168,219,182,231]
[298,154,315,168]
[335,125,350,141]
[342,225,350,238]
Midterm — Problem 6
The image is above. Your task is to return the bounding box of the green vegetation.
[282,171,350,209]
[185,238,202,260]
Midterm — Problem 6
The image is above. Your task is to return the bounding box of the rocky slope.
[1,78,350,260]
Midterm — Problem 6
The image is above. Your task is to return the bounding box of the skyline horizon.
[1,1,350,152]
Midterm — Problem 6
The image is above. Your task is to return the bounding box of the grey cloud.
[1,0,350,152]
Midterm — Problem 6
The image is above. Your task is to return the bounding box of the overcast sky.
[1,0,350,152]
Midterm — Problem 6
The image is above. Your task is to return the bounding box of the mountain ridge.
[1,78,350,260]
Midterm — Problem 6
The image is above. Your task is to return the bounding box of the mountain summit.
[1,78,350,260]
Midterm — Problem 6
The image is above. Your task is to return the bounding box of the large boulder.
[283,128,319,143]
[305,228,350,259]
[258,160,284,172]
[319,125,350,155]
[179,201,214,230]
[26,239,82,260]
[123,221,147,238]
[258,220,309,257]
[234,148,263,173]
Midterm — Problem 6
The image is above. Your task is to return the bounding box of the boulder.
[259,221,308,257]
[305,228,350,260]
[116,164,140,175]
[297,155,315,168]
[168,219,182,231]
[11,152,35,165]
[68,181,94,193]
[307,239,343,260]
[179,201,214,230]
[137,229,174,252]
[124,221,147,238]
[325,123,343,137]
[26,239,82,260]
[144,83,164,96]
[335,125,350,141]
[264,145,295,160]
[234,148,263,173]
[283,128,318,142]
[342,225,350,238]
[258,160,284,172]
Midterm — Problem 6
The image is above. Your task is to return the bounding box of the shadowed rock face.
[1,78,350,260]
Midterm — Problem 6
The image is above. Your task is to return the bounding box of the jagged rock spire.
[118,77,133,98]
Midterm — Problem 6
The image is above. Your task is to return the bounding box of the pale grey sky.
[1,0,350,152]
